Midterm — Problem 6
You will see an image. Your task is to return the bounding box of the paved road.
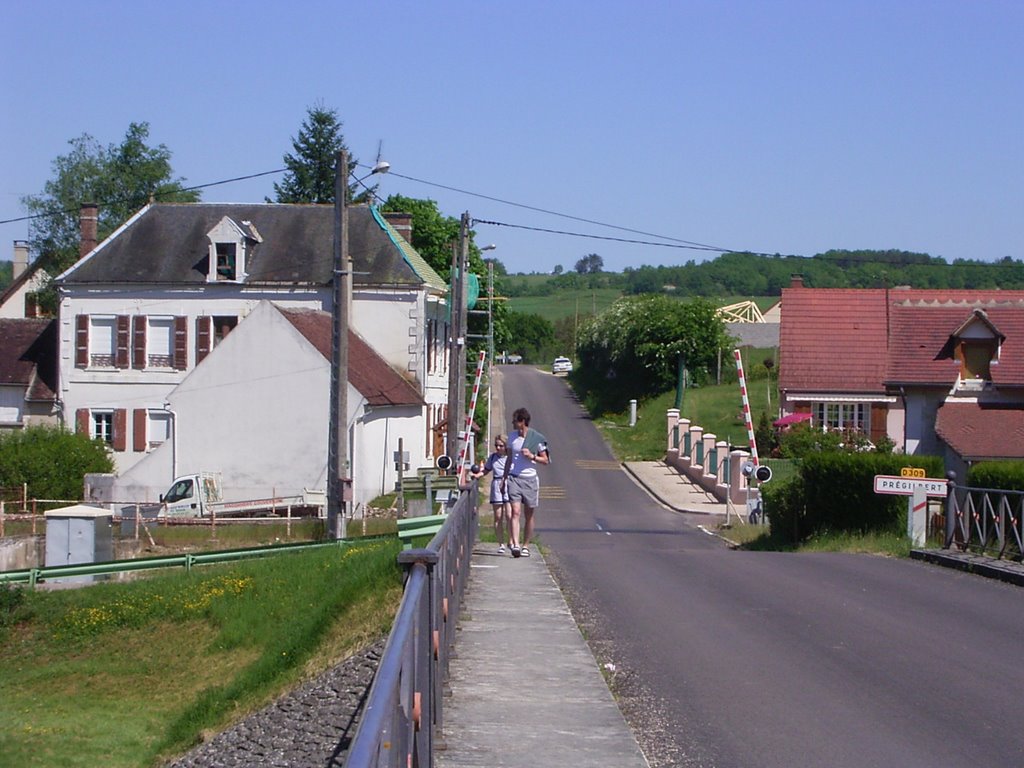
[499,365,1024,768]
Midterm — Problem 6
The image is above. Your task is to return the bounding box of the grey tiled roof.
[60,203,444,291]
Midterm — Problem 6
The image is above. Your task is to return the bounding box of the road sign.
[873,475,947,497]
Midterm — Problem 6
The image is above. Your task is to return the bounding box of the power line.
[471,218,737,254]
[383,169,732,251]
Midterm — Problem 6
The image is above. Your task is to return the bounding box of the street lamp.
[328,151,390,540]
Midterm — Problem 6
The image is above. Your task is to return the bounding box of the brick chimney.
[79,202,99,257]
[789,274,804,288]
[12,240,29,280]
[381,211,413,244]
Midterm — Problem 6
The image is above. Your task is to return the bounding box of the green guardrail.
[396,513,448,550]
[0,536,390,588]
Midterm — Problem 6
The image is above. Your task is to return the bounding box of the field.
[0,538,402,767]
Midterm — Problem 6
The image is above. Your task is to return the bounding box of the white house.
[102,301,424,508]
[0,240,48,319]
[55,202,450,477]
[0,318,59,430]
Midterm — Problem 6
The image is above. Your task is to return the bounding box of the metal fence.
[344,483,478,768]
[0,537,368,587]
[944,481,1024,560]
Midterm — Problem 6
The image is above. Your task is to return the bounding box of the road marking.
[575,460,622,470]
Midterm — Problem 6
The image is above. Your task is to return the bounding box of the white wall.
[105,301,422,510]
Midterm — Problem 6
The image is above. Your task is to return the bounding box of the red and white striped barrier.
[457,351,487,483]
[733,349,759,465]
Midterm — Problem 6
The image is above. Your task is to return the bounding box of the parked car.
[506,354,523,364]
[552,356,573,375]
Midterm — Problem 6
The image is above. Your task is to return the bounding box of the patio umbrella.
[773,413,813,427]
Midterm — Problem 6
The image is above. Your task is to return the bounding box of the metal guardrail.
[944,481,1024,559]
[0,537,370,587]
[344,483,478,768]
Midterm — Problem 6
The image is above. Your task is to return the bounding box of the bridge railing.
[344,483,478,768]
[944,479,1024,559]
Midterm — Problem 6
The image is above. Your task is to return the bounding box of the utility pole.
[486,258,495,441]
[445,218,467,463]
[457,213,470,446]
[327,150,350,539]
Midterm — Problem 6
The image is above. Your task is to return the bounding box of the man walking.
[504,407,549,558]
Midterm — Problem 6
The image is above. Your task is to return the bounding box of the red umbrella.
[773,412,813,427]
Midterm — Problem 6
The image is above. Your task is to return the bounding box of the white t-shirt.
[508,431,546,478]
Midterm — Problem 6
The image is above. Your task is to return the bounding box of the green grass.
[722,524,911,557]
[0,539,403,767]
[508,288,622,321]
[596,363,776,462]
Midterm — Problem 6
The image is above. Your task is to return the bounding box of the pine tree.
[273,105,367,204]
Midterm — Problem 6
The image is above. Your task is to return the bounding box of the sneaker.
[497,544,506,554]
[511,546,521,558]
[521,546,531,558]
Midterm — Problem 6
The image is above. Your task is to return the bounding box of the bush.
[763,452,945,544]
[0,425,114,501]
[967,460,1024,491]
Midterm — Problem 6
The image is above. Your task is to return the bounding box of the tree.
[0,425,114,500]
[575,295,731,411]
[503,310,555,363]
[380,194,490,279]
[553,264,564,275]
[273,104,371,204]
[21,122,199,278]
[574,253,604,274]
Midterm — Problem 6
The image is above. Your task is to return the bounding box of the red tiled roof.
[935,402,1024,460]
[0,318,57,402]
[277,308,424,408]
[780,288,1024,393]
[778,288,890,393]
[887,299,1024,386]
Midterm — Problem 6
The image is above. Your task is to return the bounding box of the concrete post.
[667,408,680,450]
[729,450,749,504]
[678,418,692,467]
[702,433,717,479]
[690,426,704,468]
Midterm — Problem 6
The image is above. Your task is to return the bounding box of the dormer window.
[206,216,257,283]
[946,308,1003,385]
[215,242,237,280]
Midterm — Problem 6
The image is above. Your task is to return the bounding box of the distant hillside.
[500,250,1024,305]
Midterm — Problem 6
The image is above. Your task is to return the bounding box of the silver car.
[552,356,573,375]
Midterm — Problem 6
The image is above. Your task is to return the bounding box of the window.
[813,402,869,434]
[215,243,237,280]
[92,411,114,444]
[148,411,171,449]
[163,478,194,504]
[148,317,175,367]
[89,317,117,367]
[213,316,237,345]
[960,339,997,381]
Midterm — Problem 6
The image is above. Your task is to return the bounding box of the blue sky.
[2,1,1021,274]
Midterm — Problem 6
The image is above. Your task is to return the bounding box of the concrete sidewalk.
[437,543,649,768]
[623,460,732,516]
